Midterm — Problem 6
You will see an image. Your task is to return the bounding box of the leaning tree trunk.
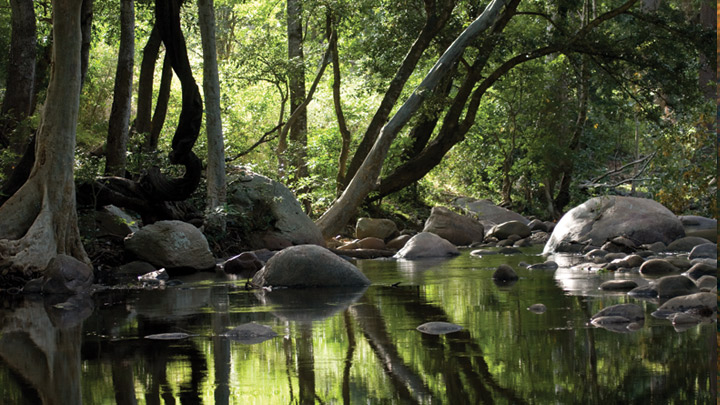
[315,0,507,238]
[105,0,135,177]
[0,0,89,274]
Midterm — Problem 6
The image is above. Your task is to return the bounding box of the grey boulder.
[124,220,216,270]
[422,206,485,246]
[394,232,460,259]
[252,245,370,288]
[544,196,685,253]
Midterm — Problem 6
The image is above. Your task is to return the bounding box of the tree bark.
[198,0,227,231]
[0,0,37,148]
[80,0,93,87]
[285,0,310,212]
[327,12,352,195]
[316,0,507,238]
[148,53,173,151]
[340,0,455,189]
[76,0,204,224]
[0,0,89,274]
[136,26,161,137]
[105,0,135,177]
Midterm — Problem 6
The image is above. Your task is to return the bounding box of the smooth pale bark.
[0,0,89,273]
[198,0,227,231]
[105,0,135,176]
[315,0,507,238]
[340,0,455,189]
[0,0,36,147]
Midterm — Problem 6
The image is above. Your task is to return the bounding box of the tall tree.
[283,0,310,212]
[0,0,36,148]
[198,0,227,231]
[105,0,135,177]
[0,0,89,273]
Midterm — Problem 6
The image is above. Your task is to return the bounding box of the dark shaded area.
[76,0,202,224]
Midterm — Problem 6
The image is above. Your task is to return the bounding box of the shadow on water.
[0,249,715,403]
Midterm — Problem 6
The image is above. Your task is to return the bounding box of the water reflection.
[0,249,715,403]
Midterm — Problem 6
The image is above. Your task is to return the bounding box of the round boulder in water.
[416,321,463,335]
[394,232,460,259]
[252,245,370,288]
[543,196,685,253]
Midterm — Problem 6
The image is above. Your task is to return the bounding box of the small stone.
[527,303,546,313]
[416,321,463,335]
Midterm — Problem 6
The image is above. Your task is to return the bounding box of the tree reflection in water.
[0,250,715,403]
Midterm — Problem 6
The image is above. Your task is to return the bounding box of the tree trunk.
[340,0,455,189]
[105,0,135,177]
[315,0,507,238]
[80,0,93,87]
[285,0,310,212]
[76,0,204,224]
[698,0,715,101]
[136,26,161,137]
[0,0,89,274]
[0,0,36,148]
[198,0,227,232]
[147,53,173,151]
[327,12,352,195]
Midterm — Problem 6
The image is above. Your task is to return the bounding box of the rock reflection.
[255,286,367,322]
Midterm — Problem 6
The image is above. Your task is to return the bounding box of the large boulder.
[453,197,529,229]
[422,206,484,246]
[124,220,216,270]
[678,215,717,243]
[543,196,685,253]
[251,245,370,288]
[228,168,325,248]
[355,218,399,240]
[394,232,460,259]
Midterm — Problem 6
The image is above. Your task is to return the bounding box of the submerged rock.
[591,303,644,322]
[527,303,547,314]
[493,264,518,282]
[416,321,463,335]
[222,323,277,344]
[144,332,194,340]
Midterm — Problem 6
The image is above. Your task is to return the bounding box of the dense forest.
[0,0,715,274]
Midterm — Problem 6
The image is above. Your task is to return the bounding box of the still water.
[0,247,715,404]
